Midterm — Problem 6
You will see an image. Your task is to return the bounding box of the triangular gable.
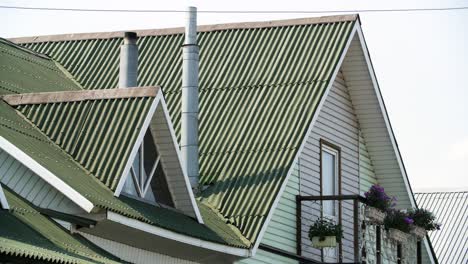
[114,91,203,223]
[3,87,202,222]
[340,24,436,263]
[254,20,436,262]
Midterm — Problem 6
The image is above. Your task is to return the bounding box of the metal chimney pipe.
[181,6,200,190]
[119,32,138,88]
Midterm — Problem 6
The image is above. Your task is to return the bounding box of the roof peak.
[10,14,358,44]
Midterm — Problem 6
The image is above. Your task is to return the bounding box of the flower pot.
[365,206,385,224]
[311,236,337,248]
[388,228,409,243]
[411,226,427,239]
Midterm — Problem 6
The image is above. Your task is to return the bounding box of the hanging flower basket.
[365,206,386,224]
[388,228,409,243]
[411,225,427,239]
[308,218,342,249]
[311,236,337,248]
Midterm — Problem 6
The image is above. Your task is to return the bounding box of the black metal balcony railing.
[296,195,366,264]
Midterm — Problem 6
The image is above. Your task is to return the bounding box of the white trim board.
[157,95,204,224]
[354,24,435,264]
[114,91,203,224]
[0,184,9,210]
[251,21,359,256]
[355,26,416,208]
[107,211,250,257]
[0,136,94,212]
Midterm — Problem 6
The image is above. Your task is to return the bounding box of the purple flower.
[404,217,414,225]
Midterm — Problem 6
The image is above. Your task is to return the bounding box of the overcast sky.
[1,0,467,192]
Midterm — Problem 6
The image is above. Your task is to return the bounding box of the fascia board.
[0,136,94,212]
[355,24,435,264]
[251,21,359,256]
[107,211,250,257]
[0,184,9,210]
[156,94,204,224]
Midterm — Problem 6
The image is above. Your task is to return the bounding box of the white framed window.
[321,144,339,217]
[122,130,174,207]
[320,141,340,262]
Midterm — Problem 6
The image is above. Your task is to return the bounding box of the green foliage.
[308,218,343,242]
[407,208,441,231]
[384,210,413,233]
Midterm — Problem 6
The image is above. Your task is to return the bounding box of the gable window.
[122,130,174,207]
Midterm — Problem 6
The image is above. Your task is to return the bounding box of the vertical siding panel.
[0,149,84,214]
[300,71,360,262]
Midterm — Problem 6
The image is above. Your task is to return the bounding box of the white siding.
[299,71,360,262]
[261,162,299,254]
[79,232,199,264]
[150,104,199,219]
[0,148,83,214]
[359,131,377,194]
[342,35,413,209]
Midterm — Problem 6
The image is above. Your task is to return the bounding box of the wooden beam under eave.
[1,86,160,106]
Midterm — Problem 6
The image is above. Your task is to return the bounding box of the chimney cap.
[123,32,137,44]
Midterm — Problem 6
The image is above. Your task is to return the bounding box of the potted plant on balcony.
[407,208,441,239]
[308,218,343,248]
[384,209,412,243]
[364,185,395,224]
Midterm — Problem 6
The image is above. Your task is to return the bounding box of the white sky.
[1,0,467,192]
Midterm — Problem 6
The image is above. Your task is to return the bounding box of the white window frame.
[123,131,161,202]
[321,142,340,262]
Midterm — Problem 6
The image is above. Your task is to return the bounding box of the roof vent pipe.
[119,32,138,88]
[181,6,199,191]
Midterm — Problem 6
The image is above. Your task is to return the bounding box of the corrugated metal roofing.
[0,39,81,95]
[0,38,247,248]
[415,191,467,264]
[0,100,247,248]
[20,17,357,243]
[0,186,123,264]
[15,96,154,190]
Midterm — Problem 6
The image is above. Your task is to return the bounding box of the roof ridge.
[1,86,159,105]
[0,38,50,59]
[10,14,358,44]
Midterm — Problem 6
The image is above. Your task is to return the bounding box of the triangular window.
[122,130,174,207]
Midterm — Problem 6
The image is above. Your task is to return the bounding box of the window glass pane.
[143,130,158,177]
[144,187,157,203]
[150,163,175,207]
[122,171,138,197]
[322,150,336,216]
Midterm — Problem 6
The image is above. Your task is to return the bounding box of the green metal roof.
[0,186,123,264]
[0,38,81,95]
[0,100,247,248]
[0,38,248,248]
[15,97,153,190]
[18,17,357,243]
